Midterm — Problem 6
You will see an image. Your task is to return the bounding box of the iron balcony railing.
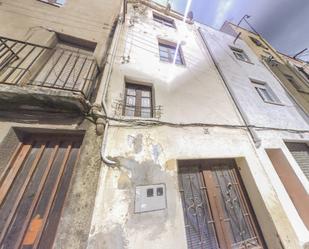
[0,36,100,99]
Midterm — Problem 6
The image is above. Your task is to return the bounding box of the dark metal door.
[179,159,265,249]
[0,133,82,249]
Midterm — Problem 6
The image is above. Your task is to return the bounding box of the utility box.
[134,184,167,213]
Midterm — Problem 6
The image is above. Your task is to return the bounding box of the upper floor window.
[284,74,304,91]
[158,41,185,65]
[249,36,268,49]
[153,12,175,28]
[297,66,309,81]
[230,46,251,63]
[251,80,280,104]
[124,83,153,118]
[38,0,65,6]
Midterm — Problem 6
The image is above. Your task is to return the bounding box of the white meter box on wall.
[134,183,167,213]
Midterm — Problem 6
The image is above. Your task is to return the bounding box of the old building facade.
[86,1,309,249]
[0,1,308,249]
[221,21,309,115]
[0,0,121,248]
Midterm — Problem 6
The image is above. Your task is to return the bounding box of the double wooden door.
[0,133,82,249]
[179,159,265,249]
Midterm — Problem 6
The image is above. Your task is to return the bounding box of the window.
[153,12,175,28]
[158,42,184,65]
[124,83,152,118]
[284,74,304,91]
[249,36,268,49]
[230,46,251,63]
[251,80,279,104]
[297,66,309,81]
[39,0,65,6]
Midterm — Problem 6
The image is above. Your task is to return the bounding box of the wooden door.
[178,159,265,249]
[0,133,82,249]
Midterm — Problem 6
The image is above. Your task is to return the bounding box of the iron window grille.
[251,80,280,104]
[123,83,153,118]
[153,12,176,28]
[158,41,185,65]
[230,46,251,63]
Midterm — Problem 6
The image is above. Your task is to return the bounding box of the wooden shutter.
[0,133,82,249]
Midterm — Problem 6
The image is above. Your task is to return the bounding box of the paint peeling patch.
[118,170,132,189]
[127,134,143,154]
[151,144,162,163]
[87,224,128,249]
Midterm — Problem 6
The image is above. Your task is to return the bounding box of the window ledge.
[238,59,254,65]
[37,0,61,7]
[159,59,186,67]
[120,116,160,122]
[264,101,285,106]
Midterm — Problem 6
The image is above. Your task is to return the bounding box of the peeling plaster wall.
[200,25,309,248]
[87,4,305,249]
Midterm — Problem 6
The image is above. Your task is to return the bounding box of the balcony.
[0,36,100,113]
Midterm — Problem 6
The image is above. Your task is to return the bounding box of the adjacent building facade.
[0,1,308,249]
[221,21,309,115]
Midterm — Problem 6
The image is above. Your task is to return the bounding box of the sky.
[154,0,309,61]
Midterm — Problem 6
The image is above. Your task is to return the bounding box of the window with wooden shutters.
[124,83,153,118]
[0,133,82,249]
[178,159,266,249]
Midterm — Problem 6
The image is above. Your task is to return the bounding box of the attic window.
[297,67,309,80]
[284,74,305,91]
[249,36,268,49]
[153,12,176,28]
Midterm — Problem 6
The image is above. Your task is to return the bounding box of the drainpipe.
[92,3,125,165]
[198,27,261,147]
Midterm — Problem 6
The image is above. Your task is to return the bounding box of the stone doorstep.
[0,84,90,113]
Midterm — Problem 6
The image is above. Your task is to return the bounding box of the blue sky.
[155,0,309,61]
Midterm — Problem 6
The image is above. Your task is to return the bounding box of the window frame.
[249,36,268,49]
[230,46,251,63]
[158,40,185,65]
[284,74,305,91]
[251,79,281,105]
[153,12,176,29]
[38,0,65,7]
[123,83,153,118]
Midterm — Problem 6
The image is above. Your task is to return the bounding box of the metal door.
[0,133,82,249]
[179,159,265,249]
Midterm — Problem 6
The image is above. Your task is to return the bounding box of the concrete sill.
[0,84,89,113]
[263,101,285,106]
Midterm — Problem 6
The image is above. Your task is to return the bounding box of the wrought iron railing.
[0,36,100,99]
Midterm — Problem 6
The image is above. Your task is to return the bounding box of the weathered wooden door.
[0,133,82,249]
[178,159,265,249]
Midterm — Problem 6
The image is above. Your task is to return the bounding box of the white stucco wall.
[199,25,309,248]
[87,4,306,249]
